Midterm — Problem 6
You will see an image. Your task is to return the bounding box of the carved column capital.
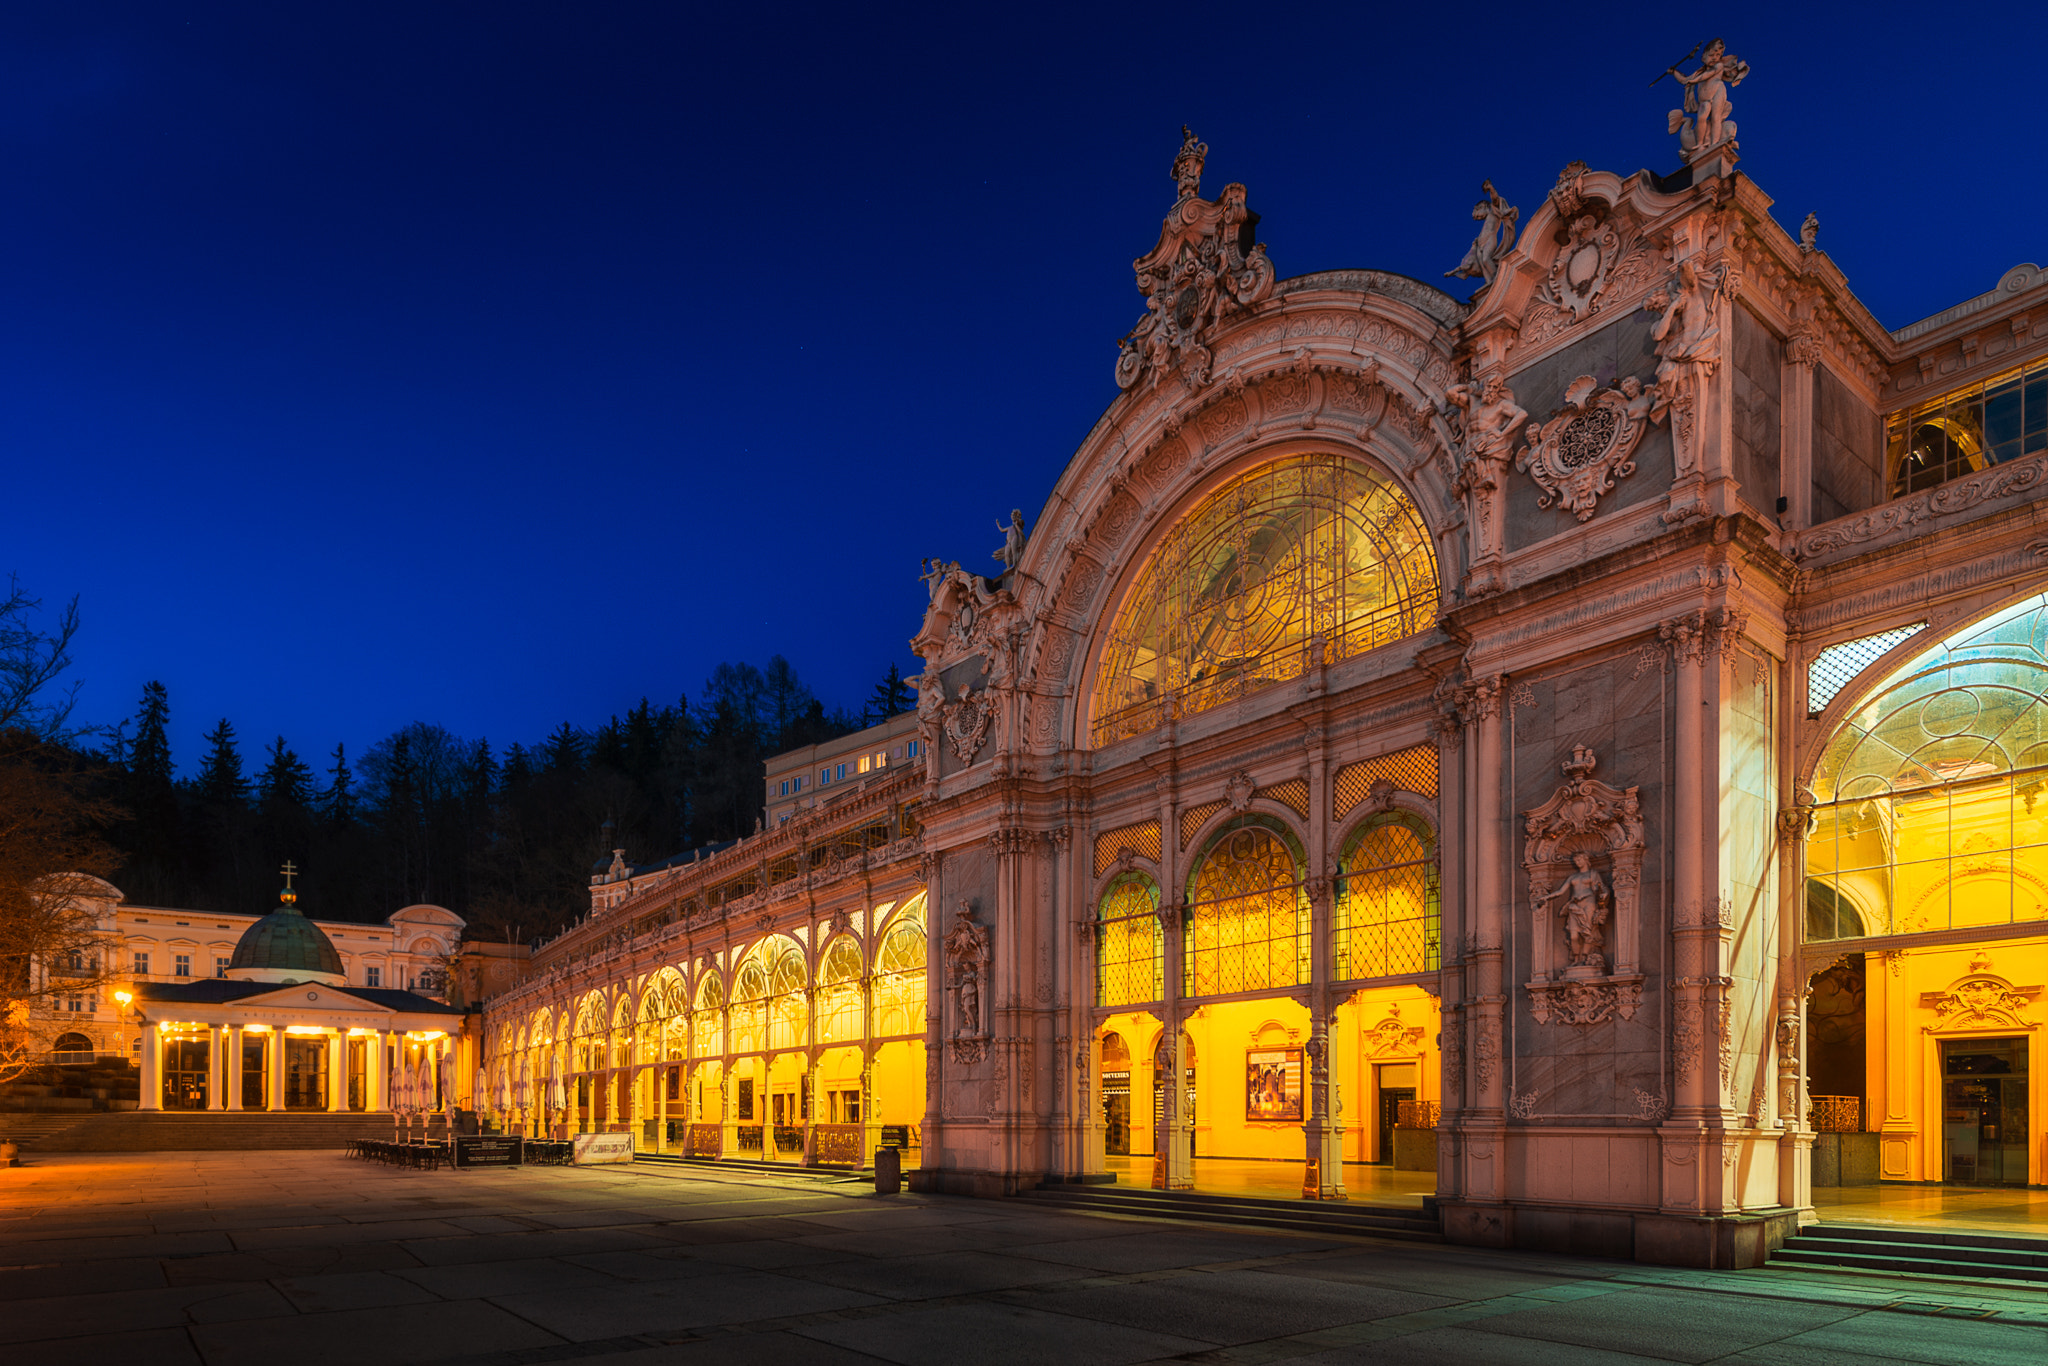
[1708,606,1751,662]
[1461,673,1504,723]
[1659,610,1711,666]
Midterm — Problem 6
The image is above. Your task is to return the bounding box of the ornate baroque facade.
[483,77,2048,1267]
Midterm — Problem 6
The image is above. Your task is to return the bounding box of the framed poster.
[1245,1048,1303,1122]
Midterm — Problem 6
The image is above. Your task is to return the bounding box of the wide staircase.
[6,1111,400,1153]
[1770,1223,2048,1286]
[1021,1182,1443,1243]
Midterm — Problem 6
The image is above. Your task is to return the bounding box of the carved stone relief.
[943,902,990,1047]
[1522,746,1645,1026]
[1115,128,1276,393]
[1515,375,1665,521]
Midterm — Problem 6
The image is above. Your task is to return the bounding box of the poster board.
[572,1131,635,1165]
[1245,1048,1303,1122]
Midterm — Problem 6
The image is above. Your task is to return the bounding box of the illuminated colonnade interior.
[494,893,928,1164]
[1804,594,2048,1186]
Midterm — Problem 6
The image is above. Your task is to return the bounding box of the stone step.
[1769,1224,2048,1286]
[23,1112,414,1152]
[0,1114,90,1146]
[1021,1182,1443,1242]
[635,1153,870,1180]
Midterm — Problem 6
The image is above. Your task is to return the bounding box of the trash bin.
[874,1144,900,1195]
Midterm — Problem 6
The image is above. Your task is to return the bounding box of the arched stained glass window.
[1809,593,2048,939]
[693,972,724,1057]
[817,937,863,1045]
[1334,811,1440,980]
[1096,872,1163,1007]
[1184,816,1308,997]
[875,896,928,1037]
[1091,452,1438,746]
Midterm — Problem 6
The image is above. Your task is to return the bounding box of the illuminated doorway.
[1940,1038,2028,1186]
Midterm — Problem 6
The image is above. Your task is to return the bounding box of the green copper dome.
[228,882,345,983]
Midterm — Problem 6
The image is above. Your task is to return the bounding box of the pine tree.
[321,743,355,825]
[541,722,585,774]
[197,719,250,808]
[866,663,913,723]
[257,737,314,810]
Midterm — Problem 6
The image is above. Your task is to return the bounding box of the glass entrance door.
[286,1037,327,1110]
[163,1037,209,1110]
[1102,1070,1131,1155]
[1940,1037,2029,1186]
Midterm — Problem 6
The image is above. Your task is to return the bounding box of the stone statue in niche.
[943,903,990,1041]
[1521,746,1645,1026]
[1664,38,1748,162]
[1445,180,1519,287]
[1445,374,1528,593]
[1535,852,1610,973]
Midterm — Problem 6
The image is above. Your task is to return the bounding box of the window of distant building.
[174,954,190,978]
[836,763,847,780]
[820,768,831,785]
[907,740,921,758]
[133,951,150,976]
[858,755,870,774]
[366,966,381,987]
[215,957,229,979]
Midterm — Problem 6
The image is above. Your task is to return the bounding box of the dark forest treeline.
[88,656,915,943]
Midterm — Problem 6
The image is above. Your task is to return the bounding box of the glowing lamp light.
[113,990,133,1006]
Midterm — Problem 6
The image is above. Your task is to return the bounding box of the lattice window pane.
[1184,822,1308,997]
[1094,819,1163,876]
[1334,814,1440,980]
[1096,873,1163,1007]
[1808,624,1925,714]
[1333,744,1440,818]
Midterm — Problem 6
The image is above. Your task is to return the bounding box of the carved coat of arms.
[1115,128,1275,392]
[1516,374,1664,521]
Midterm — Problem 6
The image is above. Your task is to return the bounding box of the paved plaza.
[0,1153,2042,1366]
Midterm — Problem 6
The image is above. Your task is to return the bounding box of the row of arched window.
[491,897,928,1098]
[1097,810,1440,1007]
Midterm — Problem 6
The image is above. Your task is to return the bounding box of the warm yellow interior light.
[406,1030,447,1041]
[244,1022,271,1032]
[285,1025,325,1035]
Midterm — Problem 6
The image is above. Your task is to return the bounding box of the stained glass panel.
[1092,452,1438,746]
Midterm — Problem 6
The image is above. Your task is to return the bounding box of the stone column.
[139,1020,162,1111]
[1661,612,1723,1125]
[209,1026,228,1110]
[267,1029,286,1111]
[1468,675,1507,1119]
[327,1032,347,1112]
[370,1029,388,1111]
[1780,326,1819,534]
[1151,1022,1191,1189]
[224,1025,243,1110]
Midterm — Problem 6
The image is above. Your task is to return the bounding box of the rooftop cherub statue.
[993,509,1027,574]
[1445,180,1520,287]
[1666,38,1749,162]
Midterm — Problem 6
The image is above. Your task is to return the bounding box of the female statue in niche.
[1538,851,1611,971]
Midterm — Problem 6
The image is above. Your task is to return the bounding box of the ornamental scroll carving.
[1515,375,1664,521]
[1920,963,2040,1032]
[1522,745,1645,1026]
[943,685,993,764]
[1115,128,1276,393]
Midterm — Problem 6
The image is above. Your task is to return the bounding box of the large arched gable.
[1014,278,1465,753]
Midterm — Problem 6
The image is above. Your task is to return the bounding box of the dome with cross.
[226,863,347,986]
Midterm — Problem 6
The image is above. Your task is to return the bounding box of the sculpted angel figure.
[993,509,1027,573]
[1667,38,1748,159]
[1444,374,1529,465]
[1445,180,1520,286]
[1538,852,1612,969]
[1649,259,1723,366]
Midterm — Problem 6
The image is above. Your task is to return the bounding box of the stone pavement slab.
[2,1151,2044,1366]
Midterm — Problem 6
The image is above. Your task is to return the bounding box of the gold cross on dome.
[280,861,299,888]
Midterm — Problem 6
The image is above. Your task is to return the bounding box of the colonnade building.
[118,879,467,1115]
[481,71,2048,1266]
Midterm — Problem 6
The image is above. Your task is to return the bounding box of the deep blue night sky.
[7,2,2041,774]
